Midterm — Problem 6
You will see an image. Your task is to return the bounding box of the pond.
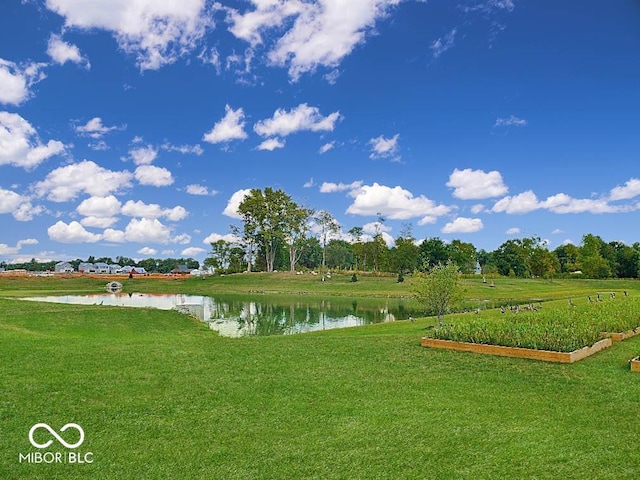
[20,292,420,337]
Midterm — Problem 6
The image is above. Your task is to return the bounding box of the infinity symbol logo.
[29,423,85,449]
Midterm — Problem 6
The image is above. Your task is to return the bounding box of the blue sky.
[1,0,639,264]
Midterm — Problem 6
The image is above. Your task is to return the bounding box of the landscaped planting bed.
[423,297,640,362]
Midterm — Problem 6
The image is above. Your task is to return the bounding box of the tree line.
[205,188,640,279]
[2,256,200,274]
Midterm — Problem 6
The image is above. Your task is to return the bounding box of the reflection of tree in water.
[206,296,422,336]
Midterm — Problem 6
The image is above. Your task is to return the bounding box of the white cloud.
[182,247,206,256]
[254,104,342,137]
[173,233,192,244]
[430,28,456,58]
[441,217,484,234]
[609,178,640,201]
[123,218,172,243]
[346,183,451,221]
[505,227,520,235]
[161,142,203,155]
[121,200,187,221]
[303,178,315,188]
[203,105,248,144]
[138,247,157,255]
[320,180,363,193]
[223,188,251,219]
[44,0,212,71]
[256,138,285,151]
[89,140,109,151]
[129,145,158,165]
[47,34,90,68]
[362,221,392,234]
[551,228,564,235]
[319,141,335,154]
[369,134,400,161]
[447,168,508,199]
[134,165,174,186]
[35,160,133,202]
[0,58,46,105]
[48,220,102,243]
[492,190,540,214]
[0,111,67,169]
[226,0,402,81]
[542,194,627,214]
[76,195,121,227]
[80,216,118,228]
[186,184,217,196]
[470,204,485,214]
[74,117,121,138]
[203,232,240,244]
[495,115,527,127]
[102,228,125,243]
[0,188,43,222]
[0,239,39,255]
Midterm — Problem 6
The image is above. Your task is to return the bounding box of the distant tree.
[389,228,419,276]
[448,239,477,274]
[325,239,355,270]
[298,237,323,270]
[412,261,464,326]
[554,244,581,273]
[314,210,340,280]
[419,237,450,271]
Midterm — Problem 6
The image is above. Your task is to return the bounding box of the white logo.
[28,423,85,449]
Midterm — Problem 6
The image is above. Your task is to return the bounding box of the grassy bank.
[2,294,640,479]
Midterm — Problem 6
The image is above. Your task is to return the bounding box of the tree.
[389,228,419,276]
[283,202,313,272]
[314,210,340,280]
[419,237,450,271]
[348,226,364,271]
[326,239,355,270]
[237,187,300,273]
[412,261,464,326]
[448,239,477,274]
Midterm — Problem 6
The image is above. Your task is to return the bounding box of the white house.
[54,261,74,273]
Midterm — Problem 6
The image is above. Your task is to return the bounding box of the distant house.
[78,262,96,273]
[171,265,191,275]
[94,262,110,274]
[190,266,214,276]
[109,264,122,274]
[54,261,74,273]
[120,265,147,275]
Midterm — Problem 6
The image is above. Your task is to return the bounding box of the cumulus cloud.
[447,168,508,199]
[441,217,484,234]
[186,184,217,196]
[35,160,132,202]
[123,218,172,243]
[505,227,520,235]
[75,117,122,138]
[470,204,485,214]
[76,195,121,227]
[609,178,640,201]
[47,34,90,68]
[129,145,158,165]
[492,190,540,214]
[203,232,241,244]
[44,0,212,71]
[319,180,363,193]
[495,115,527,127]
[254,104,342,137]
[0,188,43,221]
[121,200,187,221]
[256,138,285,151]
[492,190,633,215]
[203,105,248,144]
[0,111,66,169]
[134,165,174,187]
[0,58,47,105]
[346,183,451,222]
[222,188,251,219]
[0,239,39,255]
[138,247,157,255]
[430,28,456,58]
[182,247,206,256]
[225,0,401,81]
[369,134,400,161]
[48,220,102,243]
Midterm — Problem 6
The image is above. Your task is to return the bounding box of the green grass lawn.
[2,276,640,479]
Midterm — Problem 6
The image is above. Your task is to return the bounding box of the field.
[2,274,640,479]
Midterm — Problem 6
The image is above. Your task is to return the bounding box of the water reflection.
[20,293,418,337]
